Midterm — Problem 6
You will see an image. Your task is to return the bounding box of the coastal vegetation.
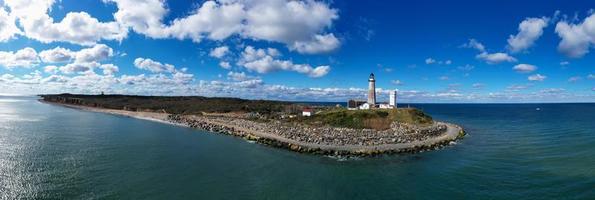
[40,94,291,115]
[291,108,434,130]
[39,93,463,156]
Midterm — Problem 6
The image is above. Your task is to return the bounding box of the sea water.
[1,96,594,199]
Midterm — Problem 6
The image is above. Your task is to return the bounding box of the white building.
[302,108,313,117]
[378,104,392,109]
[359,103,371,110]
[389,89,398,108]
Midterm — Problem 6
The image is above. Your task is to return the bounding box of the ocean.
[1,96,594,199]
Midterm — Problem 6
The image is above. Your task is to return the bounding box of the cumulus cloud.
[513,64,537,73]
[507,17,549,53]
[43,65,58,74]
[74,44,114,63]
[39,44,114,64]
[289,33,340,54]
[0,7,20,42]
[39,47,74,63]
[0,47,39,69]
[425,58,451,65]
[2,0,340,54]
[391,80,403,85]
[106,0,339,54]
[238,46,330,77]
[99,64,119,75]
[59,62,98,74]
[460,38,485,52]
[425,58,435,64]
[555,13,595,58]
[209,46,230,58]
[4,0,127,45]
[462,39,517,64]
[528,74,547,81]
[219,61,232,69]
[134,58,177,73]
[476,52,517,64]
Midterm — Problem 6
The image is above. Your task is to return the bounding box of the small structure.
[348,100,366,110]
[302,108,313,117]
[359,103,371,110]
[389,89,398,108]
[378,103,392,109]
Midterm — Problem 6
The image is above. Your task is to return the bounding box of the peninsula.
[39,93,465,156]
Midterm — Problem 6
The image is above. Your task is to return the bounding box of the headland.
[40,94,465,156]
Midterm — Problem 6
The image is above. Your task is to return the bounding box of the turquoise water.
[1,96,594,199]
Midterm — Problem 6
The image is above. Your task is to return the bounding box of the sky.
[0,0,594,103]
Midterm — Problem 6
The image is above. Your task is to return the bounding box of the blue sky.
[0,0,593,102]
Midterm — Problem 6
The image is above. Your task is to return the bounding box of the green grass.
[293,108,433,130]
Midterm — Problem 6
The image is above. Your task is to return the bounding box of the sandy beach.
[44,101,465,155]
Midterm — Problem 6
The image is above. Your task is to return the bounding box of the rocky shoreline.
[43,100,465,156]
[166,114,465,156]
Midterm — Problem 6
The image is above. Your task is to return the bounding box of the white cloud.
[226,71,261,82]
[560,61,570,66]
[43,65,58,74]
[106,0,339,54]
[555,13,595,58]
[133,57,176,73]
[4,0,127,45]
[106,0,169,38]
[457,64,474,71]
[165,1,245,42]
[3,0,340,54]
[59,62,98,74]
[528,74,547,81]
[507,17,549,53]
[209,46,230,58]
[0,7,21,42]
[391,80,402,85]
[238,46,330,77]
[99,64,119,75]
[242,0,339,54]
[74,44,114,63]
[0,47,39,69]
[39,44,113,64]
[513,64,537,73]
[439,76,449,81]
[460,38,485,52]
[476,52,517,64]
[425,58,436,64]
[39,47,75,63]
[588,74,595,80]
[289,33,340,54]
[425,58,452,65]
[219,61,231,69]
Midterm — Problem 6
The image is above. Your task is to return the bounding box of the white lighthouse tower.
[389,89,398,108]
[368,73,376,105]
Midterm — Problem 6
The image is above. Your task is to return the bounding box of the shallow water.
[1,96,594,199]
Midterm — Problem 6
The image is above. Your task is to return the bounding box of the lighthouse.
[368,73,376,105]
